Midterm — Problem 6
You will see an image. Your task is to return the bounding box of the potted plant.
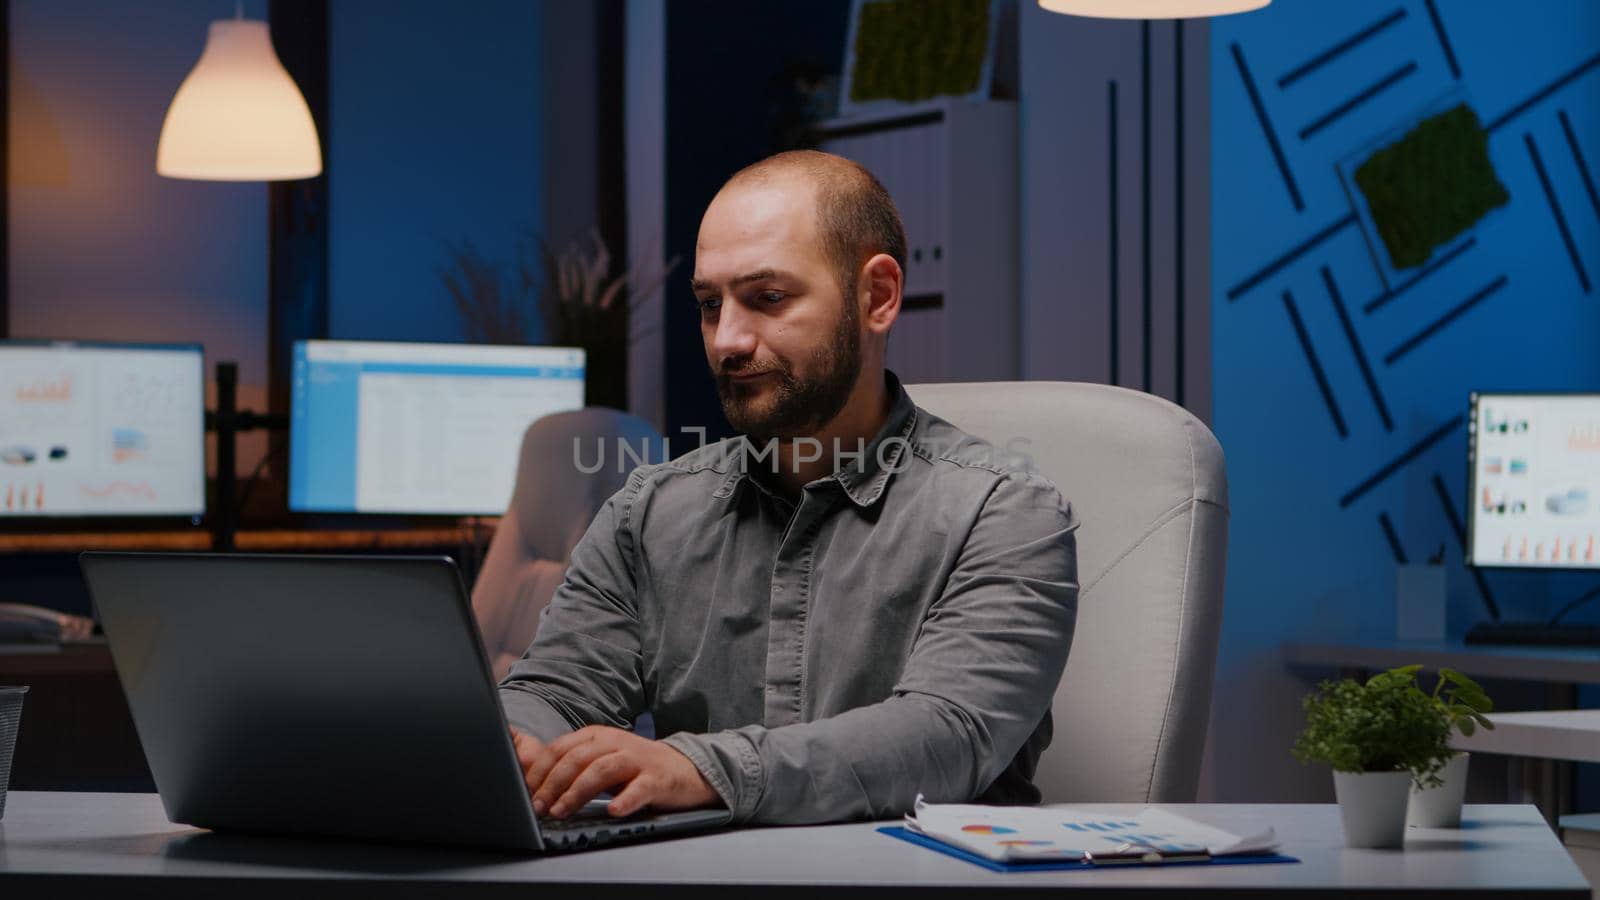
[1408,667,1494,828]
[441,229,678,411]
[1291,666,1453,848]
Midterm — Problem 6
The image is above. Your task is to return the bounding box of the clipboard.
[877,826,1301,873]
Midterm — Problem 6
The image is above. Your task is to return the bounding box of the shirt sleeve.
[661,471,1079,824]
[497,469,648,742]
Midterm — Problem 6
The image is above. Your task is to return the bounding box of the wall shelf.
[818,100,1020,384]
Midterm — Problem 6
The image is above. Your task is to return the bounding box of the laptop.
[79,552,733,852]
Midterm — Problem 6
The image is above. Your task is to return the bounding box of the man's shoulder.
[908,407,1049,481]
[904,406,1073,518]
[623,435,745,491]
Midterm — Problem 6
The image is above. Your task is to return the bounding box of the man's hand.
[510,726,720,819]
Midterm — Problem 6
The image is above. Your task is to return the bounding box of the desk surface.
[0,640,111,674]
[1450,710,1600,763]
[1282,639,1600,684]
[0,793,1588,899]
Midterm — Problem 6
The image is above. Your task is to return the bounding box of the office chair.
[471,408,666,682]
[906,381,1228,803]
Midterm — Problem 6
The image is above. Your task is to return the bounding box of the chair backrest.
[905,381,1228,803]
[471,408,666,680]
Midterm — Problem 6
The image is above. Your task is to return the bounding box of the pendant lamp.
[1038,0,1269,19]
[157,17,322,181]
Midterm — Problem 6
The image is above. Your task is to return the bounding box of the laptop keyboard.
[537,805,669,850]
[538,805,631,833]
[539,798,660,833]
[536,800,731,850]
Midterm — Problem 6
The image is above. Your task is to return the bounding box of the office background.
[3,0,1599,805]
[1210,0,1600,802]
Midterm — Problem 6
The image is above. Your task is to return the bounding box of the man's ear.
[860,253,902,335]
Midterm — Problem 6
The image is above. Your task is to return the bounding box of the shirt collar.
[832,371,917,508]
[712,371,918,509]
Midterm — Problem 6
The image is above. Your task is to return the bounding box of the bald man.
[498,150,1078,826]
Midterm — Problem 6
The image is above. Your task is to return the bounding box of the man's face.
[692,177,862,442]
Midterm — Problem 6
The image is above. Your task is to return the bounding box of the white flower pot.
[1408,752,1470,828]
[1333,769,1412,849]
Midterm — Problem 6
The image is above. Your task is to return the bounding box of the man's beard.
[713,300,862,443]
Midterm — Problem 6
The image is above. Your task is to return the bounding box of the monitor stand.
[208,361,287,552]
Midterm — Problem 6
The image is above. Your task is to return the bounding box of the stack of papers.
[901,796,1279,865]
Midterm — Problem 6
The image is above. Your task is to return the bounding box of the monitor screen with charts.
[290,340,585,515]
[0,340,206,519]
[1468,392,1600,569]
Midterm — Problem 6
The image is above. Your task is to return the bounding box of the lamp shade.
[157,19,321,181]
[1038,0,1268,18]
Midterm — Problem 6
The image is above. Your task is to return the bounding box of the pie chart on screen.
[961,824,1017,835]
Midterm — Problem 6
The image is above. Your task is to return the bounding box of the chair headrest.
[512,408,667,560]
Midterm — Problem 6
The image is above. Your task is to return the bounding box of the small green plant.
[1291,665,1455,788]
[1431,666,1495,737]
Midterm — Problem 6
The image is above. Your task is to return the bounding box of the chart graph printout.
[1469,393,1600,569]
[902,796,1277,863]
[291,341,585,515]
[0,341,206,517]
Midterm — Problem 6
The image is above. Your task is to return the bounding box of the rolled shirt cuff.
[498,687,579,743]
[661,730,764,822]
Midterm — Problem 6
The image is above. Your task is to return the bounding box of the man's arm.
[498,470,726,818]
[661,471,1077,824]
[498,471,648,741]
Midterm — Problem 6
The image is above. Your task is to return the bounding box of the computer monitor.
[0,340,206,519]
[289,340,585,515]
[1467,392,1600,570]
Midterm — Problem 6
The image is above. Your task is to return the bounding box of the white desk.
[1282,640,1600,687]
[0,792,1590,898]
[1451,711,1600,763]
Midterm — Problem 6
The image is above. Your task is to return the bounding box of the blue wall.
[1210,0,1600,799]
[328,0,546,344]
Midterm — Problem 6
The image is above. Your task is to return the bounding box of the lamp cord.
[1548,584,1600,625]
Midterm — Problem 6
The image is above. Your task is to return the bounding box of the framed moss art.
[1353,103,1510,270]
[838,0,1003,117]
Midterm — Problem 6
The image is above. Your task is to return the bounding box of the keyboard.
[1463,621,1600,646]
[537,803,632,834]
[533,797,735,851]
[536,799,665,850]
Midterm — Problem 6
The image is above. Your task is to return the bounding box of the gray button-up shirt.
[499,374,1078,824]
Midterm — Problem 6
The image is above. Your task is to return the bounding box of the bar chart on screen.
[0,342,205,517]
[1470,394,1600,570]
